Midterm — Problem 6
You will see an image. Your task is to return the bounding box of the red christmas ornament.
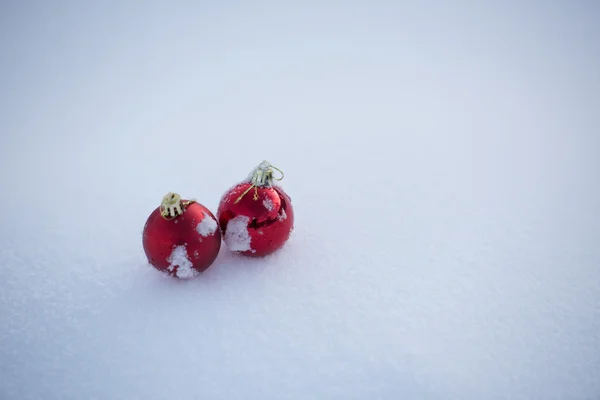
[142,192,221,278]
[217,161,294,257]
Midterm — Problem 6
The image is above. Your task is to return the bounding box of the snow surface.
[196,212,218,237]
[1,2,600,400]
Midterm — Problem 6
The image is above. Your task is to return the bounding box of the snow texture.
[196,212,218,237]
[167,245,198,279]
[263,198,274,212]
[224,215,253,252]
[1,2,600,400]
[278,208,287,221]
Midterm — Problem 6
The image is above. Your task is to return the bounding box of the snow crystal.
[224,215,253,252]
[166,245,199,279]
[196,212,217,237]
[263,198,274,211]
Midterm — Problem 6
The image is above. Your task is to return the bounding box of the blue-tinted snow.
[1,2,599,399]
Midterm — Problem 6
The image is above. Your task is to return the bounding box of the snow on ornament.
[142,192,221,278]
[217,161,294,257]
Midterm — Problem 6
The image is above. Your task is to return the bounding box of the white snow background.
[1,2,599,399]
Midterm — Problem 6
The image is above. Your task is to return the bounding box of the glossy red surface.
[142,201,221,277]
[217,183,294,257]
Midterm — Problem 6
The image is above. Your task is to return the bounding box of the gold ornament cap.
[160,192,195,219]
[235,161,285,204]
[248,161,284,187]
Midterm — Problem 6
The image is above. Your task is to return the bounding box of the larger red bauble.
[217,162,294,257]
[142,193,221,278]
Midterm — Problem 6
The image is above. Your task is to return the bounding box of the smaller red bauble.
[217,161,294,257]
[142,192,221,278]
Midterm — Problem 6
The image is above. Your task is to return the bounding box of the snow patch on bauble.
[278,208,287,221]
[167,245,199,279]
[224,215,254,252]
[196,212,218,237]
[263,198,274,211]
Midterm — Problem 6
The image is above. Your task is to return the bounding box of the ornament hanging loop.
[249,161,284,187]
[160,192,195,220]
[270,164,284,181]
